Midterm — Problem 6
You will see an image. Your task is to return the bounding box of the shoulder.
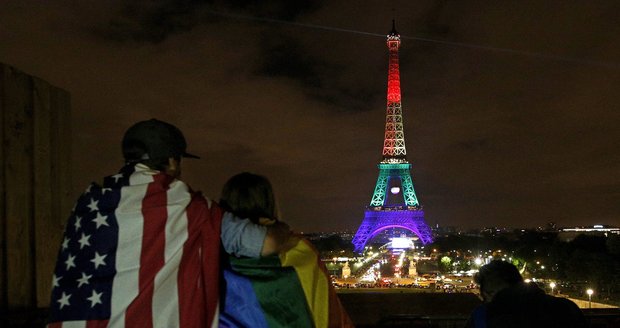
[547,295,585,313]
[541,295,587,326]
[545,294,579,309]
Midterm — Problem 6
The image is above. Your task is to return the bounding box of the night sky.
[1,1,619,232]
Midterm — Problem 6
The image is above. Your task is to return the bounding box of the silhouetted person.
[465,260,587,328]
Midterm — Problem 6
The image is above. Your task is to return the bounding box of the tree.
[439,256,452,273]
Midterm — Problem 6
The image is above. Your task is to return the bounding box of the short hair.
[475,260,523,292]
[220,172,277,224]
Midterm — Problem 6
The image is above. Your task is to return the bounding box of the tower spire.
[382,20,407,162]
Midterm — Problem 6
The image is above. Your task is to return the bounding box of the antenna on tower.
[390,19,398,35]
[390,6,396,32]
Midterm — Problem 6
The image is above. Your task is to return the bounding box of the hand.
[260,221,293,256]
[258,217,277,226]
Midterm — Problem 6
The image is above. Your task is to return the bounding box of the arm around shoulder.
[260,221,296,256]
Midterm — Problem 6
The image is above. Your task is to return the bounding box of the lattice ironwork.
[353,21,433,253]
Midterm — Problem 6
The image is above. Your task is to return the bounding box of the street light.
[549,282,556,295]
[586,289,594,308]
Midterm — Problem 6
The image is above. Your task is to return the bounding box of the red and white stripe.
[50,166,220,328]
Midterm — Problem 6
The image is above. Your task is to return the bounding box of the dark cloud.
[416,0,452,36]
[453,138,492,152]
[255,33,327,86]
[94,0,377,110]
[93,0,323,43]
[92,0,209,43]
[254,33,380,111]
[225,0,323,21]
[307,85,379,112]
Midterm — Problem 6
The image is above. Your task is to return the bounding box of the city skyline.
[1,1,619,232]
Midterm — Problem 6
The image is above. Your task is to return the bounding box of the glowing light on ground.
[389,237,414,249]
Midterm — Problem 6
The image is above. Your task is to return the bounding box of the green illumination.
[370,171,389,207]
[400,170,419,206]
[378,163,410,170]
[369,163,420,207]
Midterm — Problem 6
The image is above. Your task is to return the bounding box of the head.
[122,119,199,177]
[474,260,523,303]
[220,172,278,224]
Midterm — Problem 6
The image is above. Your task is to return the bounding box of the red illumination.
[382,29,405,158]
[386,40,401,104]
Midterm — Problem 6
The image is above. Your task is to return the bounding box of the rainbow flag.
[220,239,354,328]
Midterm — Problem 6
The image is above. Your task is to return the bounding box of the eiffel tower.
[352,21,433,253]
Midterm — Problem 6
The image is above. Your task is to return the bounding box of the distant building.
[558,225,620,241]
[301,231,354,241]
[432,224,459,237]
[342,262,351,278]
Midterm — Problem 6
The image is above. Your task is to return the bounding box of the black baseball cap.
[122,119,200,162]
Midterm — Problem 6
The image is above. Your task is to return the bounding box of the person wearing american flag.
[47,119,293,328]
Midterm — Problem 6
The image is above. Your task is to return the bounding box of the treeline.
[309,234,355,257]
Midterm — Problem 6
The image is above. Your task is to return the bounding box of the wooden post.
[0,63,71,309]
[50,88,72,232]
[3,65,36,308]
[47,85,72,309]
[33,78,55,308]
[0,63,6,310]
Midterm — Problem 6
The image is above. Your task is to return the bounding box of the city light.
[321,215,616,310]
[389,237,413,249]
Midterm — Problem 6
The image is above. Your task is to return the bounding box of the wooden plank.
[0,63,7,309]
[49,85,71,307]
[4,65,35,307]
[50,88,72,229]
[47,85,71,308]
[32,77,55,308]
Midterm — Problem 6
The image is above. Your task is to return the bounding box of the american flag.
[48,164,222,328]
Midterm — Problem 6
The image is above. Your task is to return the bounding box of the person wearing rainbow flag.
[219,172,355,328]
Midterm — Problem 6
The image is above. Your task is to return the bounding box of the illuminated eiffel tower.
[352,21,433,253]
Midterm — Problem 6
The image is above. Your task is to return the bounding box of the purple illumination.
[352,209,432,252]
[370,224,410,236]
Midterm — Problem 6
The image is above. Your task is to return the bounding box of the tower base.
[352,208,432,253]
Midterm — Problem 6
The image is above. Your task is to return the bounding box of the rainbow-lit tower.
[352,21,433,253]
